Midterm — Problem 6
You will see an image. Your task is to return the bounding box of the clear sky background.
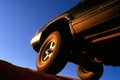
[0,0,120,80]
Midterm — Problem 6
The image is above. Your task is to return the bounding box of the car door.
[71,0,120,43]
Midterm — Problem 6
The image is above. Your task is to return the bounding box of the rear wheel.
[77,63,103,80]
[36,31,69,74]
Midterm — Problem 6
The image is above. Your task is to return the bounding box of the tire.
[36,31,68,74]
[77,63,103,80]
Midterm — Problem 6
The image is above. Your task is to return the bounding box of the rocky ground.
[0,60,80,80]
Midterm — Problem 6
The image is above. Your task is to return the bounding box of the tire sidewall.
[36,31,68,74]
[77,63,103,80]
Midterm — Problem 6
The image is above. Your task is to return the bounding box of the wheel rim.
[77,63,103,80]
[41,40,56,63]
[81,68,89,74]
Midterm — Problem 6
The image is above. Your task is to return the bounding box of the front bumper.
[30,32,42,47]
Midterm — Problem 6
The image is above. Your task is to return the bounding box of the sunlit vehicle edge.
[30,0,120,80]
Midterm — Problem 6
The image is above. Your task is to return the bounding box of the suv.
[30,0,120,80]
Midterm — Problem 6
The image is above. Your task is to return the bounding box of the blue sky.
[0,0,120,80]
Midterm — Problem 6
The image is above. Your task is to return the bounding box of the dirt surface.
[0,60,80,80]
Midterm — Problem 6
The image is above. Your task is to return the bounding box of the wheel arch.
[42,14,74,37]
[36,15,74,52]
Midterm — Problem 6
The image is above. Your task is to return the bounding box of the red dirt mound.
[0,60,80,80]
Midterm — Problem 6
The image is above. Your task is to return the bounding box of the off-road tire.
[77,63,103,80]
[36,31,68,74]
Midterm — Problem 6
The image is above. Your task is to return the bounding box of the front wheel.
[77,63,103,80]
[36,31,69,74]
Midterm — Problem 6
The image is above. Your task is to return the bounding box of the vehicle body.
[31,0,120,80]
